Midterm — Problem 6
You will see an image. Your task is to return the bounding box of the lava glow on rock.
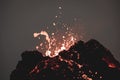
[10,39,120,80]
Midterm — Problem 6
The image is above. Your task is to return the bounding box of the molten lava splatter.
[33,0,79,57]
[33,30,77,57]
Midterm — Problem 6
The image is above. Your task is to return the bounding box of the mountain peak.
[10,39,120,80]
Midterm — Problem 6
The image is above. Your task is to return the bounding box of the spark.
[36,46,39,50]
[55,16,58,18]
[62,36,65,38]
[40,43,43,47]
[59,6,62,9]
[53,22,56,26]
[51,33,54,35]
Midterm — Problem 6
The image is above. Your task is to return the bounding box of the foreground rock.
[10,39,120,80]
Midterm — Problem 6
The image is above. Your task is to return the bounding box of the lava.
[33,30,77,57]
[10,39,120,80]
[10,0,120,80]
[33,0,80,57]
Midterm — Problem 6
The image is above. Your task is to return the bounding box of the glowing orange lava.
[33,30,77,57]
[33,0,79,57]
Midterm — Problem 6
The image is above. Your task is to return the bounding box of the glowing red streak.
[102,57,116,68]
[108,63,116,68]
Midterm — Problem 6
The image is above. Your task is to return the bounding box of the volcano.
[10,39,120,80]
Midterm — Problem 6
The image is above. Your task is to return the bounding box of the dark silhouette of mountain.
[10,39,120,80]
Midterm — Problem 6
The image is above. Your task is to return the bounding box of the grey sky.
[0,0,120,80]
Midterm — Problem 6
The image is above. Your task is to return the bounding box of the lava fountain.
[33,27,78,57]
[10,1,120,80]
[33,0,80,57]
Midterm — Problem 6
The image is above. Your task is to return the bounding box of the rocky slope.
[10,39,120,80]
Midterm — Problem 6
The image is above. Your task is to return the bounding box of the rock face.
[10,39,120,80]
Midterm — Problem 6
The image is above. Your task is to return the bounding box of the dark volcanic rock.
[10,39,120,80]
